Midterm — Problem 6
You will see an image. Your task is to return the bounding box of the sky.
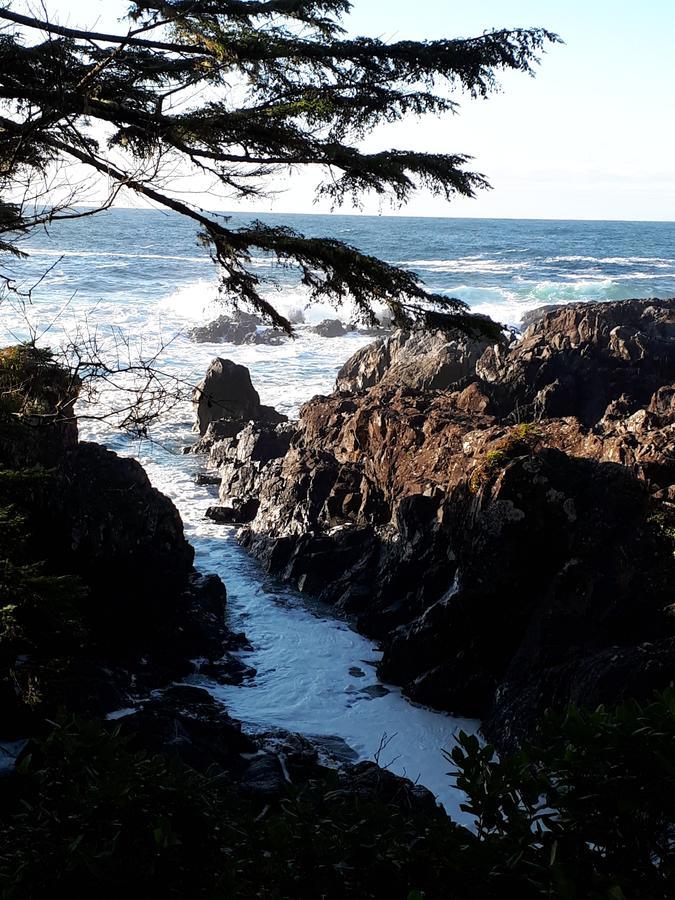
[12,0,675,220]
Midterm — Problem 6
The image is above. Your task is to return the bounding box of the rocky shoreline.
[196,298,675,749]
[0,344,437,817]
[2,300,674,896]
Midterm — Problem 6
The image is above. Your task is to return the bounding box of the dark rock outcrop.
[244,328,289,346]
[0,349,249,734]
[379,444,673,741]
[116,686,439,814]
[119,685,255,773]
[193,358,287,435]
[219,299,675,749]
[312,318,351,338]
[187,310,261,344]
[206,499,260,525]
[188,311,290,346]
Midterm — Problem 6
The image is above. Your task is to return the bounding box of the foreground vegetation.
[1,696,674,899]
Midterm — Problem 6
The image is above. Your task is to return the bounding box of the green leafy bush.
[0,718,234,899]
[449,692,675,899]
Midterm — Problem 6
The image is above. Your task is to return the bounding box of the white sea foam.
[78,347,479,823]
[544,255,673,266]
[160,279,222,321]
[395,258,532,274]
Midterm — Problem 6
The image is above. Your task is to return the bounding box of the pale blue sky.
[18,1,675,219]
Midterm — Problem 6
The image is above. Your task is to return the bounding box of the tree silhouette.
[0,1,557,332]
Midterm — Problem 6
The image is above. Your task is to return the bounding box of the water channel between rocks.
[131,437,479,826]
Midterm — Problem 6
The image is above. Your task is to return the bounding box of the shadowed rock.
[193,358,287,435]
[312,318,351,338]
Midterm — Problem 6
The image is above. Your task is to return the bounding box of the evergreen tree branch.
[0,1,560,333]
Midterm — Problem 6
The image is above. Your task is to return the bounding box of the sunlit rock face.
[336,326,491,393]
[477,298,675,425]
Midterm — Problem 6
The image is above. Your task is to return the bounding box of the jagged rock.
[230,299,675,750]
[214,421,296,468]
[193,471,221,486]
[243,327,289,345]
[336,327,491,393]
[191,419,246,454]
[312,318,351,338]
[193,358,287,435]
[197,654,256,685]
[519,303,563,329]
[477,298,675,425]
[380,445,674,729]
[211,422,296,515]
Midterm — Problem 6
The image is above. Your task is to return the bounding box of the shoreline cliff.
[197,299,675,749]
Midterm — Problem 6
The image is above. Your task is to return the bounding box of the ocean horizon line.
[70,205,675,227]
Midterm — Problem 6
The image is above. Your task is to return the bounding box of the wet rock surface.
[201,299,675,749]
[312,318,352,338]
[187,310,290,346]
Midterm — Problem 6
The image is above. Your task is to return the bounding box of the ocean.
[2,209,674,819]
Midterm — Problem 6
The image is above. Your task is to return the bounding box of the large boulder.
[17,442,238,694]
[193,358,286,435]
[336,327,491,393]
[312,318,350,338]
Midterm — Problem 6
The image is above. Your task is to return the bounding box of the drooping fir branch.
[0,1,560,331]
